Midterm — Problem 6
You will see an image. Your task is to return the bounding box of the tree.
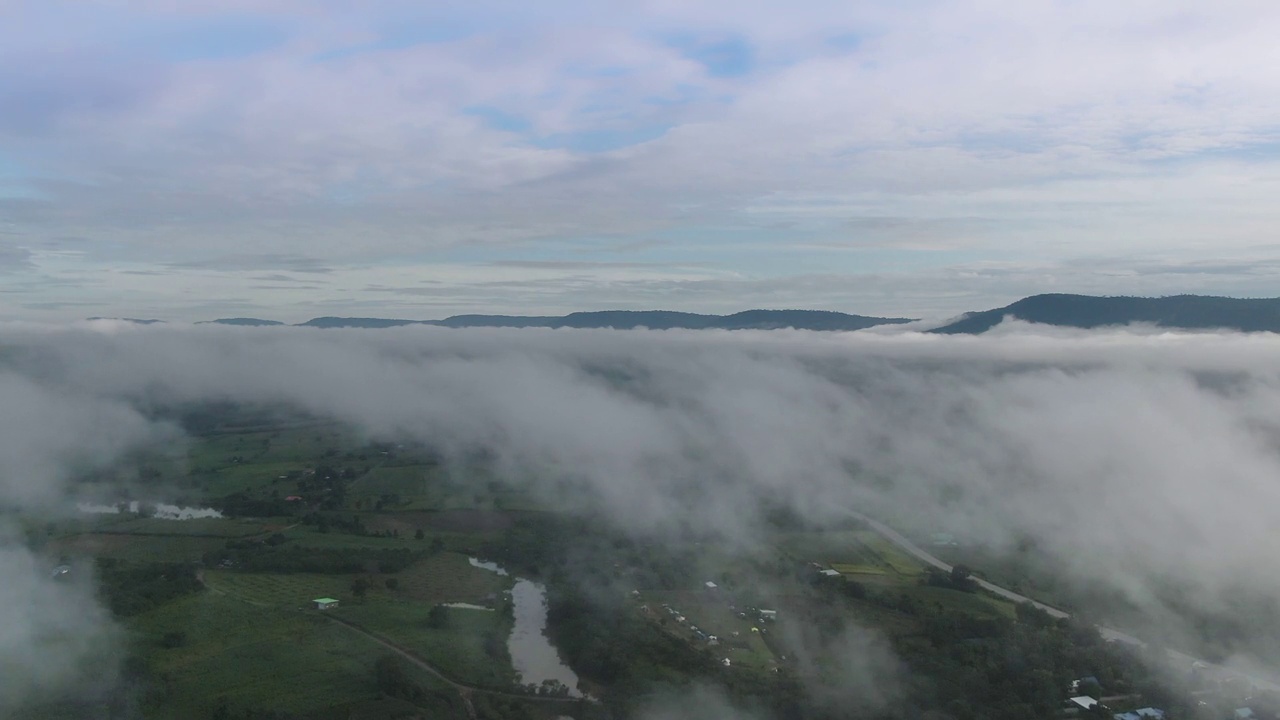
[414,528,425,540]
[351,576,370,600]
[385,577,399,591]
[427,605,449,629]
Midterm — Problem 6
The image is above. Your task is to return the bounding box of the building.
[1070,676,1101,693]
[1069,697,1099,711]
[820,569,841,577]
[1114,708,1165,720]
[705,581,718,590]
[759,609,778,620]
[313,597,340,610]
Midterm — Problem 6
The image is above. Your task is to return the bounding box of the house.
[705,581,718,590]
[1069,697,1099,711]
[313,597,340,610]
[759,609,778,620]
[820,569,842,577]
[285,495,303,501]
[1070,677,1101,693]
[1235,709,1256,720]
[1114,708,1165,720]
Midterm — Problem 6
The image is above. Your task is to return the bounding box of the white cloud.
[2,1,1280,316]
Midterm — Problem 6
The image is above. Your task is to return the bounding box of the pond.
[469,558,583,697]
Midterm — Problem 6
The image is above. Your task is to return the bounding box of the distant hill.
[86,317,164,324]
[199,318,285,326]
[932,294,1280,334]
[292,309,914,331]
[296,317,427,329]
[435,314,561,328]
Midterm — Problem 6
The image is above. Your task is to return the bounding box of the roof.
[1235,709,1255,719]
[705,581,718,588]
[820,569,842,576]
[313,597,340,603]
[1135,709,1165,719]
[1069,697,1099,710]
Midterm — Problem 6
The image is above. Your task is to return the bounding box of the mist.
[5,320,1280,708]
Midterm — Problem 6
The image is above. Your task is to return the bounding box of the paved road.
[847,510,1280,694]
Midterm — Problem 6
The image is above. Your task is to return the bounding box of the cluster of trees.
[96,558,202,617]
[295,464,352,510]
[924,564,979,592]
[216,492,294,518]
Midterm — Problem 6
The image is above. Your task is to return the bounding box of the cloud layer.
[5,321,1280,705]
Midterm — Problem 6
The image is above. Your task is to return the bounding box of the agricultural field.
[128,592,468,719]
[335,598,518,690]
[779,529,923,577]
[203,571,366,608]
[392,552,511,604]
[642,591,777,671]
[47,532,228,563]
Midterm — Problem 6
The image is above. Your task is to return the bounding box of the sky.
[2,1,1280,322]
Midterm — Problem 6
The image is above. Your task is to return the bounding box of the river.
[469,557,583,697]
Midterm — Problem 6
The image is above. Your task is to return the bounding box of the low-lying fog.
[4,320,1280,709]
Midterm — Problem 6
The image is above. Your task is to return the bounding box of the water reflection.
[508,578,582,696]
[468,557,582,696]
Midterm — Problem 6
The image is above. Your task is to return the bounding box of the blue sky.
[2,0,1280,322]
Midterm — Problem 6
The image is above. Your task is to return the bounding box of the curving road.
[847,510,1280,694]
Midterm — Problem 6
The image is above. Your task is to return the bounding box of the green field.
[829,563,887,575]
[49,533,229,563]
[335,598,517,690]
[205,571,367,608]
[203,552,509,608]
[129,592,468,719]
[644,592,777,670]
[780,529,923,577]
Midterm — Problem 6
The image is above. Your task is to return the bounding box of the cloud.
[1,323,1279,681]
[3,2,1280,317]
[0,244,34,272]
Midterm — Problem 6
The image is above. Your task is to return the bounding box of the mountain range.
[89,294,1280,334]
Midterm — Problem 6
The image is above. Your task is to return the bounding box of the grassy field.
[48,533,228,563]
[335,598,518,690]
[644,591,777,670]
[780,529,923,577]
[130,592,468,719]
[204,571,366,608]
[857,532,923,576]
[203,552,509,608]
[899,585,1017,619]
[394,552,511,604]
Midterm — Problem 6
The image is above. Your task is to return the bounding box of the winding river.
[469,557,583,696]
